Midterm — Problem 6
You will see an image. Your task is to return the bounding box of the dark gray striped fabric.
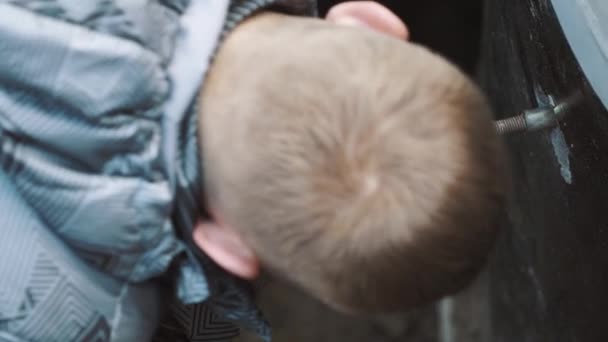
[0,0,315,341]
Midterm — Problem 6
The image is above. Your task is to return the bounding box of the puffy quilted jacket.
[0,1,315,341]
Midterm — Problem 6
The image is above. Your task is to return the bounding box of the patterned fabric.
[153,302,241,342]
[0,1,226,341]
[0,0,315,341]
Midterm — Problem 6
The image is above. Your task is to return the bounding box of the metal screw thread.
[494,114,527,135]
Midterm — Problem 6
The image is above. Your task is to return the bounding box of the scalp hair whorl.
[200,13,508,314]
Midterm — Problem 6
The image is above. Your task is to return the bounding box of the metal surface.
[479,0,608,341]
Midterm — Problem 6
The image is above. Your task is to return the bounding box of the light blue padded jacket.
[0,1,315,341]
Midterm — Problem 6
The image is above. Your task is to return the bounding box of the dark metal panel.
[317,0,484,74]
[479,0,608,341]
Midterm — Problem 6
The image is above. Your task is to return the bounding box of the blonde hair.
[200,13,508,313]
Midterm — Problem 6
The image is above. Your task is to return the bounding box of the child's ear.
[326,1,409,40]
[193,221,260,280]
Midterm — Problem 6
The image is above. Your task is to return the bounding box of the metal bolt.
[494,114,528,135]
[495,92,581,135]
[494,106,556,135]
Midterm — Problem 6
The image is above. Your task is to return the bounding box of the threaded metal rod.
[494,114,527,135]
[495,93,581,135]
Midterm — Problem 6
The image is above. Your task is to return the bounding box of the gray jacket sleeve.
[0,1,229,341]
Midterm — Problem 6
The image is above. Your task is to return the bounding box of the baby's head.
[198,13,508,314]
